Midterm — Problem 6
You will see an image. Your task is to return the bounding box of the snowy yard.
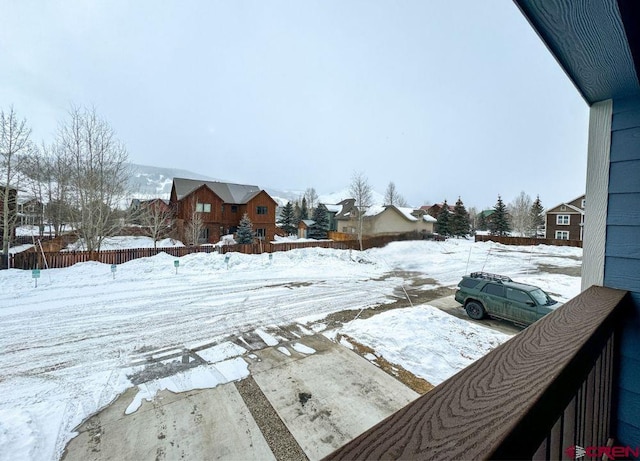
[0,238,582,461]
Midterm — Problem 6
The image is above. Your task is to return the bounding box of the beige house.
[336,204,436,236]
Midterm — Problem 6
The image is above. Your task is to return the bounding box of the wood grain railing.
[325,286,628,460]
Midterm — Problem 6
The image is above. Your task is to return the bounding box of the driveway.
[62,334,418,461]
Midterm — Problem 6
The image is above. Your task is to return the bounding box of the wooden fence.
[5,240,356,270]
[3,232,448,270]
[475,234,583,248]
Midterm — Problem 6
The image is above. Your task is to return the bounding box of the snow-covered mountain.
[127,163,384,207]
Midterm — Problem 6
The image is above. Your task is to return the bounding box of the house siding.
[545,195,584,241]
[606,96,640,446]
[170,182,277,243]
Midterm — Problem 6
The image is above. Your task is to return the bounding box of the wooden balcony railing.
[325,286,628,460]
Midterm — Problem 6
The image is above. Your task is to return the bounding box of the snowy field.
[0,238,582,461]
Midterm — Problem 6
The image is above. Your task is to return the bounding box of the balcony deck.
[325,286,629,460]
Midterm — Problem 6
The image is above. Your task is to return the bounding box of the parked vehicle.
[454,272,561,327]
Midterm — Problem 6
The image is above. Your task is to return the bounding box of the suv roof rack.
[470,272,513,283]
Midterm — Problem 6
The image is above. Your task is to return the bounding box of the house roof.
[172,177,263,204]
[323,204,341,213]
[514,0,640,104]
[547,194,586,214]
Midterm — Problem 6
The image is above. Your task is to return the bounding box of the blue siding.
[608,97,640,447]
[607,193,640,226]
[619,356,640,395]
[608,161,640,193]
[610,126,640,162]
[605,227,640,259]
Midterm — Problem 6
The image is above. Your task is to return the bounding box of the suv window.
[506,288,532,304]
[460,278,482,289]
[482,283,504,297]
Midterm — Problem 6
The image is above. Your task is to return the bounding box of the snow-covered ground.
[64,236,185,251]
[0,239,582,461]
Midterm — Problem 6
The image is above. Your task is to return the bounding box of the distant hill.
[128,163,220,199]
[127,163,385,207]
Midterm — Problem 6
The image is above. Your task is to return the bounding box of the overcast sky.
[1,0,589,209]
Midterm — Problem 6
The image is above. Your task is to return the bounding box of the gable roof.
[172,177,262,204]
[548,194,586,214]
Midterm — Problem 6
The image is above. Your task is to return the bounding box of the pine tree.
[478,213,488,231]
[308,204,330,239]
[293,203,302,227]
[236,213,254,244]
[279,201,296,235]
[450,197,470,237]
[490,196,511,236]
[298,197,309,221]
[529,195,545,238]
[437,200,451,236]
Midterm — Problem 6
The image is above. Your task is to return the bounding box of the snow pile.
[65,236,184,251]
[341,305,512,386]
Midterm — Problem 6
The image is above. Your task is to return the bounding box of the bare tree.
[304,187,319,211]
[508,191,533,237]
[467,206,479,232]
[57,106,129,253]
[349,171,372,251]
[183,196,204,245]
[1,107,33,257]
[131,200,174,249]
[384,181,409,207]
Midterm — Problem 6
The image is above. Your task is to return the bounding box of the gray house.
[328,1,640,459]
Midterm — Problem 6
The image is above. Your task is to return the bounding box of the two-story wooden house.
[169,178,277,244]
[545,194,585,241]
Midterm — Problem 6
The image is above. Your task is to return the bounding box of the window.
[459,278,482,289]
[256,228,266,238]
[196,203,211,213]
[231,205,238,213]
[506,288,532,304]
[257,206,268,215]
[556,215,570,225]
[482,283,505,297]
[555,230,570,240]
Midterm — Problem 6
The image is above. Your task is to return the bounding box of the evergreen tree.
[478,213,488,231]
[490,195,511,236]
[299,197,309,221]
[450,197,470,237]
[529,195,545,237]
[437,200,451,236]
[279,201,296,235]
[308,204,330,239]
[236,213,254,244]
[293,202,302,227]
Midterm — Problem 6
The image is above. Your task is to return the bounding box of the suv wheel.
[465,301,486,320]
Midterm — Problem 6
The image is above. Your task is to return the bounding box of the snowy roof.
[172,177,265,204]
[324,204,341,213]
[423,214,437,223]
[363,205,386,217]
[396,207,419,222]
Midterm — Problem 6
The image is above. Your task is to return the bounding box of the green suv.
[454,272,561,326]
